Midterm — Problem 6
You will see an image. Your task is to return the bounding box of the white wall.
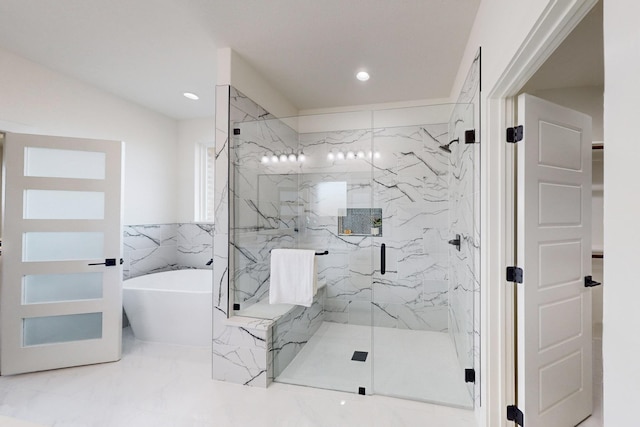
[217,48,298,118]
[449,1,597,426]
[177,118,215,222]
[0,47,179,225]
[603,1,640,424]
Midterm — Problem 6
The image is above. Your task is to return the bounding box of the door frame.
[482,1,598,426]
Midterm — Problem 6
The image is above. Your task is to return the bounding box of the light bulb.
[288,153,297,162]
[356,71,370,82]
[261,154,269,164]
[327,152,335,160]
[368,151,373,159]
[357,151,365,159]
[374,151,381,159]
[346,151,355,160]
[337,151,345,160]
[271,154,279,163]
[280,154,288,162]
[298,152,306,162]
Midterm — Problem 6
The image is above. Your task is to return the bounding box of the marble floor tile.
[0,328,477,427]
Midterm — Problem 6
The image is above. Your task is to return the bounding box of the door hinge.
[585,275,602,287]
[506,266,523,283]
[506,405,524,426]
[465,368,475,383]
[465,129,477,144]
[506,125,523,143]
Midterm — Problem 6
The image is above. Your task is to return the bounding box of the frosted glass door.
[1,133,123,375]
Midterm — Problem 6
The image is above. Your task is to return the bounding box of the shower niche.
[338,208,382,236]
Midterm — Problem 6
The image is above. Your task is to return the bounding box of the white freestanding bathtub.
[123,269,212,347]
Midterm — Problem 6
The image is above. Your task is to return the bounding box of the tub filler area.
[123,269,213,347]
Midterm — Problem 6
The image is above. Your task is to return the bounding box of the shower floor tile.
[276,321,473,408]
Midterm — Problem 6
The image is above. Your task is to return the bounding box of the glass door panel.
[447,102,477,401]
[24,190,105,220]
[229,109,375,396]
[23,272,103,304]
[24,147,106,179]
[23,232,105,261]
[283,111,374,395]
[23,313,103,346]
[371,105,474,408]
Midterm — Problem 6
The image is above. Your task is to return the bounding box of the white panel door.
[1,132,123,375]
[517,94,593,427]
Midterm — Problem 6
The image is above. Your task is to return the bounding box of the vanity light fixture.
[261,151,306,164]
[183,92,199,100]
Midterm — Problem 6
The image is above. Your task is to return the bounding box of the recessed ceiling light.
[356,71,370,82]
[183,92,199,100]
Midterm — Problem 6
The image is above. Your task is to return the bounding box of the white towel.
[269,249,317,307]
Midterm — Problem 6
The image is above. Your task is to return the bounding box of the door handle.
[584,275,602,287]
[88,258,123,267]
[381,243,386,275]
[448,234,461,251]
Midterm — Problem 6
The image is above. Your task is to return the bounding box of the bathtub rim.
[123,269,212,293]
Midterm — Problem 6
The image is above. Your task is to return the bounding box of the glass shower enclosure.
[228,99,477,408]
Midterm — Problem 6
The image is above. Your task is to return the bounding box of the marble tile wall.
[212,86,275,387]
[294,125,451,331]
[271,287,325,380]
[231,116,451,331]
[448,48,481,402]
[230,105,299,309]
[122,223,213,280]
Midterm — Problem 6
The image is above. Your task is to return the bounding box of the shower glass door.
[227,105,376,395]
[370,104,475,407]
[227,95,478,405]
[271,111,375,395]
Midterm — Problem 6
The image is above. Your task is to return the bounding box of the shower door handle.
[380,243,386,275]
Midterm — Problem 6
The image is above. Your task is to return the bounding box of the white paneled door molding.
[516,94,593,427]
[1,133,123,375]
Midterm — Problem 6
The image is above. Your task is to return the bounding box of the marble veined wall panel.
[122,223,213,280]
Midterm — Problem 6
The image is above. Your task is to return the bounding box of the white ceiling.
[0,0,481,120]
